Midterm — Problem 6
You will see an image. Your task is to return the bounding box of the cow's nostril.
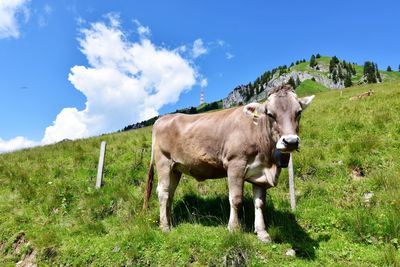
[283,137,299,147]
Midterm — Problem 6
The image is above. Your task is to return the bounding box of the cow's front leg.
[227,164,245,232]
[252,184,271,243]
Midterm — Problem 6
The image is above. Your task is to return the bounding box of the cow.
[143,84,314,242]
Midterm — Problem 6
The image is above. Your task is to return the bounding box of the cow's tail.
[143,131,155,210]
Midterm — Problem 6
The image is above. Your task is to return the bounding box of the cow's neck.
[254,117,277,165]
[243,117,285,187]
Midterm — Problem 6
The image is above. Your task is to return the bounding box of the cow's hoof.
[160,225,171,232]
[227,224,240,233]
[257,231,272,243]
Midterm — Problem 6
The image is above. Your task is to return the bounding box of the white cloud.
[0,0,30,39]
[38,4,53,28]
[138,25,150,37]
[42,15,196,144]
[175,45,186,53]
[192,38,207,58]
[0,136,38,153]
[226,52,234,60]
[133,19,150,38]
[217,40,226,47]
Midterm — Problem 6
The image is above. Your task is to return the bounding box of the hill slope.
[223,56,400,108]
[1,81,400,266]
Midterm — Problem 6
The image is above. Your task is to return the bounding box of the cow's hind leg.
[156,157,181,232]
[253,184,271,243]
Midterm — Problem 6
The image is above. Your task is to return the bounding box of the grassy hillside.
[1,82,400,266]
[291,55,400,85]
[295,80,329,97]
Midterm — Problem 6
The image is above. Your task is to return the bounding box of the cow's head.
[243,85,314,153]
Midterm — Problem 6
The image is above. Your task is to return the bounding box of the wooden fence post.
[96,141,107,189]
[288,153,296,211]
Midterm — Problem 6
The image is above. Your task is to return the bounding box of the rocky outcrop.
[223,71,344,108]
[222,85,247,108]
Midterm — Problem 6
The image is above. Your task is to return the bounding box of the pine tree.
[329,56,340,73]
[344,74,352,87]
[377,71,382,82]
[296,76,301,86]
[387,65,392,72]
[338,65,343,79]
[249,86,255,97]
[363,61,377,83]
[375,63,382,82]
[332,70,338,83]
[288,76,296,88]
[398,64,400,72]
[342,61,347,71]
[244,88,249,100]
[309,55,316,67]
[316,53,321,58]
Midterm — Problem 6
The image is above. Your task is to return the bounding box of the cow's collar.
[273,149,290,168]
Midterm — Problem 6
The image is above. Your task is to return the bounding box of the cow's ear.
[243,103,265,124]
[299,95,315,109]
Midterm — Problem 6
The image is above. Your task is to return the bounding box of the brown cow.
[143,85,314,242]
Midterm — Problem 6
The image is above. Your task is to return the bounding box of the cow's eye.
[296,110,302,118]
[267,112,276,120]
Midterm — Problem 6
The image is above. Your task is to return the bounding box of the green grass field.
[1,81,400,266]
[295,80,329,97]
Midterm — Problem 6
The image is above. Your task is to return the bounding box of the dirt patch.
[12,232,37,267]
[16,249,37,267]
[224,249,248,266]
[13,232,26,254]
[351,167,365,181]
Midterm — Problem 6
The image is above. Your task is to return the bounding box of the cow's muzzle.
[276,134,300,153]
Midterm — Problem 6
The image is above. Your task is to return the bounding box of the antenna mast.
[200,88,204,105]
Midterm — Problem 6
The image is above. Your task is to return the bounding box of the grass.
[295,79,329,97]
[1,81,400,266]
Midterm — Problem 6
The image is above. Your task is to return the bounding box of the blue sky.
[1,0,399,152]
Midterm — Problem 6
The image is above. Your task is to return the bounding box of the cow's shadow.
[172,193,326,260]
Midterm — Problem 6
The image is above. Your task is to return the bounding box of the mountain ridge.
[222,55,400,108]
